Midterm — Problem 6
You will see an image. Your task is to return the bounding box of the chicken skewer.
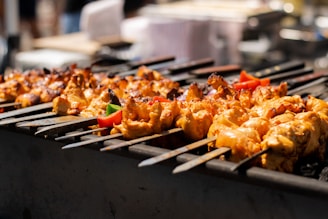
[6,60,325,175]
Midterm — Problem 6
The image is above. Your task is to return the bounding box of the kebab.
[0,66,74,109]
[96,69,328,174]
[20,61,326,173]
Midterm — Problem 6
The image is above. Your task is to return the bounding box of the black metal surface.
[1,129,328,219]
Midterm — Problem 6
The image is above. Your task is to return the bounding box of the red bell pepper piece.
[149,96,170,105]
[236,70,270,90]
[239,70,259,82]
[97,110,122,128]
[233,80,261,91]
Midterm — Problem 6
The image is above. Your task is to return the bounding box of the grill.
[0,57,328,218]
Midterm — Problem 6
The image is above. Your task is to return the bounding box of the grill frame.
[0,127,328,219]
[0,59,328,218]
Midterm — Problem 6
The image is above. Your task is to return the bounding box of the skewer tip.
[138,160,152,168]
[99,147,110,152]
[172,166,185,174]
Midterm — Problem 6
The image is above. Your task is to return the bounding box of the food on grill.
[106,68,328,173]
[53,72,94,115]
[0,66,74,108]
[53,65,182,117]
[1,62,327,174]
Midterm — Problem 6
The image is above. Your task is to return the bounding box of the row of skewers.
[0,56,328,176]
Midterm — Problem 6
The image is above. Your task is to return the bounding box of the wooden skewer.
[16,115,79,127]
[230,147,271,172]
[0,102,21,108]
[0,102,53,120]
[34,116,98,136]
[55,127,108,141]
[172,147,231,174]
[100,128,183,152]
[138,136,217,167]
[0,112,57,126]
[62,133,123,149]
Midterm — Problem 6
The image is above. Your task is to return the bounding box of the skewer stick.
[100,128,183,152]
[62,133,123,149]
[16,115,79,127]
[55,127,108,141]
[172,147,231,174]
[34,116,98,136]
[230,147,271,172]
[0,112,57,126]
[138,136,217,167]
[0,102,21,108]
[0,102,53,120]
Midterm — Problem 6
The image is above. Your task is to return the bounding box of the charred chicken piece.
[261,111,327,173]
[53,73,89,115]
[111,97,180,139]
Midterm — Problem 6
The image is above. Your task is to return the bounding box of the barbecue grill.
[0,57,328,219]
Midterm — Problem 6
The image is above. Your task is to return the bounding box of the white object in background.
[15,49,91,70]
[4,0,19,36]
[123,17,211,60]
[80,0,124,40]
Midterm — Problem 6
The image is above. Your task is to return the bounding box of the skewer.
[34,116,98,136]
[138,136,217,167]
[172,147,231,174]
[230,147,272,172]
[62,133,123,149]
[0,112,57,126]
[100,128,183,152]
[16,115,79,127]
[0,102,53,120]
[0,102,21,108]
[55,127,108,141]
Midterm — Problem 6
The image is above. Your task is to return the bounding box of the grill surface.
[0,60,328,218]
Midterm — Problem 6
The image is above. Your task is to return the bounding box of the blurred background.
[0,0,328,72]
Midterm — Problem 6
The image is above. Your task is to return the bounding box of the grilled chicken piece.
[261,111,327,172]
[111,97,179,139]
[207,107,254,160]
[80,89,111,118]
[175,100,214,141]
[53,74,89,115]
[14,93,41,108]
[251,95,305,119]
[0,67,73,106]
